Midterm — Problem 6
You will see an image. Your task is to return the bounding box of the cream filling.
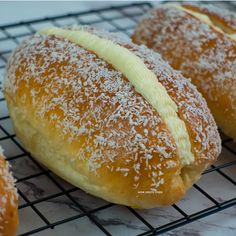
[40,27,194,165]
[170,4,236,41]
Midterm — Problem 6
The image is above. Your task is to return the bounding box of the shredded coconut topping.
[4,26,220,193]
[133,6,236,111]
[134,7,224,160]
[182,3,236,33]
[0,150,17,226]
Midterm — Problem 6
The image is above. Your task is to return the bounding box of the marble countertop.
[0,1,236,236]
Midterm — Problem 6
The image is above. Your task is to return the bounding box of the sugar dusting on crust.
[4,26,220,193]
[0,149,17,227]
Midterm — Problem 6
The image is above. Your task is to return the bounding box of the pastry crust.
[40,27,194,165]
[0,148,18,236]
[182,3,236,34]
[132,3,236,140]
[4,26,221,208]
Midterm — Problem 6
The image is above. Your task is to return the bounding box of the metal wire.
[0,2,235,236]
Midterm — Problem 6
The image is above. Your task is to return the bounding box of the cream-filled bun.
[0,147,18,236]
[132,3,236,141]
[4,26,221,208]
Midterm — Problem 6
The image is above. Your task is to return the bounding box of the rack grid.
[0,2,235,235]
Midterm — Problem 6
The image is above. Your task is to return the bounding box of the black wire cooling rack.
[0,2,236,236]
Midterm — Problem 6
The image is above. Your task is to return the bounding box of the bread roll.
[0,147,18,236]
[4,26,221,208]
[132,3,236,140]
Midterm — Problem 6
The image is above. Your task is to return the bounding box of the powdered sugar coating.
[5,26,220,193]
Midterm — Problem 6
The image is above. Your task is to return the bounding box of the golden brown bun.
[0,148,18,236]
[4,26,221,208]
[132,3,236,140]
[182,3,236,34]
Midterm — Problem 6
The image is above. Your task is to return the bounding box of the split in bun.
[4,26,221,208]
[132,3,236,140]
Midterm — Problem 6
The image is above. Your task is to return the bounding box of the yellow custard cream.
[173,4,236,40]
[40,27,194,165]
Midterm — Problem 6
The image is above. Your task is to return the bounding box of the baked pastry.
[0,147,18,236]
[132,3,236,140]
[4,26,221,208]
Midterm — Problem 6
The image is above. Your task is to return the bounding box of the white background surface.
[0,1,160,25]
